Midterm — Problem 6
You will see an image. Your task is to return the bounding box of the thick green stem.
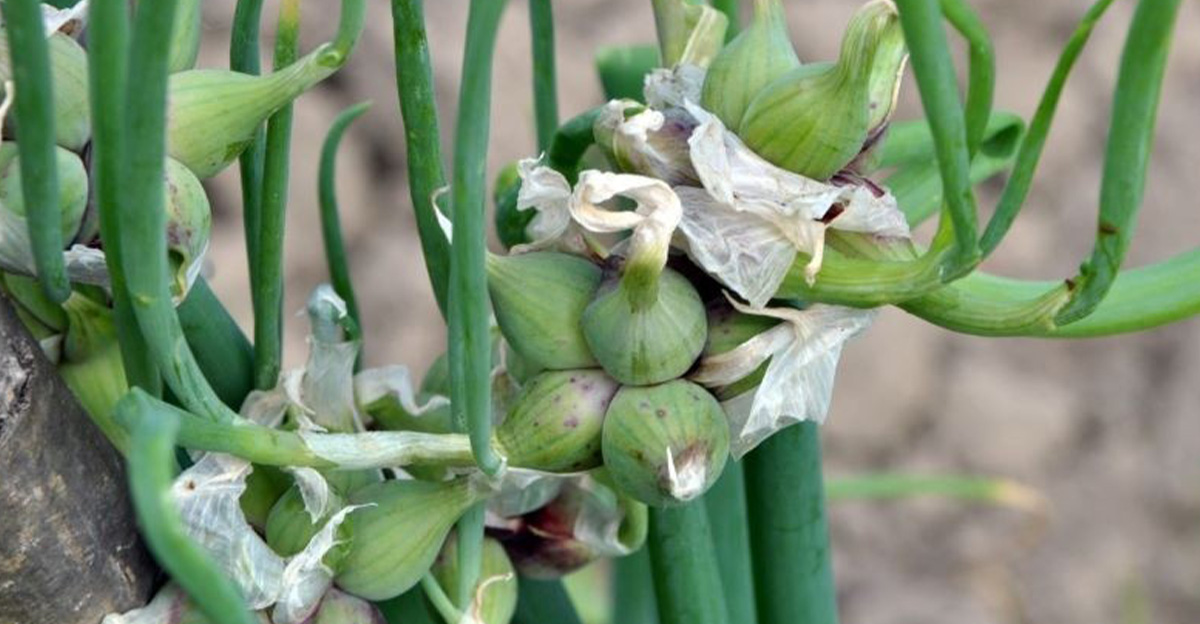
[704,459,757,624]
[712,0,741,40]
[612,548,659,624]
[125,391,257,624]
[2,0,69,302]
[647,501,729,624]
[745,422,837,624]
[513,578,583,624]
[1055,0,1183,324]
[177,279,255,409]
[252,0,300,390]
[529,0,559,152]
[89,0,161,396]
[547,106,602,183]
[939,0,993,160]
[318,101,370,355]
[231,0,266,294]
[391,0,452,318]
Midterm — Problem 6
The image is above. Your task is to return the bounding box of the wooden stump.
[0,292,157,623]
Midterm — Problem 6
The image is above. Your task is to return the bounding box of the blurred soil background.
[193,1,1200,622]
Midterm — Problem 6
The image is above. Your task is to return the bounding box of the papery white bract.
[569,170,682,274]
[511,157,584,253]
[643,64,705,110]
[692,297,875,457]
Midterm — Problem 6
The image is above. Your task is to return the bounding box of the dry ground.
[195,1,1200,622]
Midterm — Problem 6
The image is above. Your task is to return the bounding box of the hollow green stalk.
[939,0,993,159]
[648,502,729,624]
[980,0,1118,256]
[177,278,255,409]
[318,101,369,352]
[231,0,266,292]
[745,422,837,624]
[513,578,583,624]
[1055,0,1182,325]
[894,0,979,281]
[87,0,161,396]
[704,459,757,624]
[530,0,558,152]
[594,44,660,101]
[125,390,257,624]
[252,0,300,390]
[391,0,452,318]
[712,0,741,40]
[1,0,69,302]
[612,547,659,624]
[547,106,602,183]
[121,0,237,423]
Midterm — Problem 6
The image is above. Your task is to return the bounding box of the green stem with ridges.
[530,0,559,152]
[745,422,837,624]
[648,501,729,624]
[252,0,300,390]
[121,0,237,423]
[88,0,162,396]
[980,0,1118,256]
[894,0,979,280]
[704,459,757,624]
[391,0,452,318]
[1054,0,1183,325]
[123,390,257,624]
[231,0,266,293]
[939,0,993,159]
[1,0,69,303]
[318,101,370,354]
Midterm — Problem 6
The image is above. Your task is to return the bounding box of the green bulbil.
[0,32,90,151]
[583,267,707,386]
[167,45,348,178]
[739,0,902,179]
[336,479,480,601]
[701,0,801,132]
[0,141,88,243]
[163,157,212,300]
[602,380,730,506]
[265,485,349,564]
[496,369,620,472]
[487,251,602,371]
[309,588,387,624]
[432,535,518,624]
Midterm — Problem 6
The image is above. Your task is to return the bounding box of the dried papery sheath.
[102,582,273,624]
[40,1,89,37]
[355,364,452,432]
[691,297,875,457]
[643,63,706,111]
[509,157,589,254]
[677,104,908,306]
[301,286,361,433]
[170,453,364,622]
[569,170,681,279]
[594,99,698,185]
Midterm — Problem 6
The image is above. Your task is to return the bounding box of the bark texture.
[0,292,157,624]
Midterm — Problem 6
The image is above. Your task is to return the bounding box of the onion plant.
[0,0,1188,622]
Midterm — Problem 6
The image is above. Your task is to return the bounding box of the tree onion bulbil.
[0,141,87,246]
[601,380,730,506]
[432,534,518,624]
[494,369,619,472]
[487,251,601,370]
[0,31,90,151]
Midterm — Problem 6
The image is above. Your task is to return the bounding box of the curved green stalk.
[547,106,602,183]
[318,101,369,352]
[1055,0,1183,324]
[114,391,477,469]
[252,0,300,390]
[121,0,237,423]
[448,0,506,475]
[704,460,757,624]
[513,578,583,624]
[391,0,452,318]
[2,0,69,302]
[745,423,837,624]
[980,0,1118,256]
[939,0,993,159]
[894,0,979,279]
[648,502,729,624]
[177,278,255,409]
[124,390,257,624]
[231,0,266,292]
[530,0,559,152]
[88,0,161,396]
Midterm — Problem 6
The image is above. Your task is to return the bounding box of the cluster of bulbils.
[1,1,914,623]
